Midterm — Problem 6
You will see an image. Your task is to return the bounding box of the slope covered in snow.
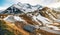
[0,2,43,14]
[3,15,25,22]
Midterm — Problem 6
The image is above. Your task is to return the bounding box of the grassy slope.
[0,20,29,35]
[0,20,15,35]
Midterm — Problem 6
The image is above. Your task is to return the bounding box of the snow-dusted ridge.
[13,2,43,13]
[0,2,44,14]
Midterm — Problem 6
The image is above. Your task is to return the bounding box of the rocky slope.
[0,2,60,35]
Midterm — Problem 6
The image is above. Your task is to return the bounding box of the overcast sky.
[0,0,60,10]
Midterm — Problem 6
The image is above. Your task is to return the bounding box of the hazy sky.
[0,0,60,10]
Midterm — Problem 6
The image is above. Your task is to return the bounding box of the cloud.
[14,0,60,8]
[47,2,60,8]
[14,0,59,5]
[0,7,8,10]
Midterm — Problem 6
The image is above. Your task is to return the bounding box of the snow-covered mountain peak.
[12,2,43,13]
[0,2,44,14]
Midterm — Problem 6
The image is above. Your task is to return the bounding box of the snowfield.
[3,15,25,22]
